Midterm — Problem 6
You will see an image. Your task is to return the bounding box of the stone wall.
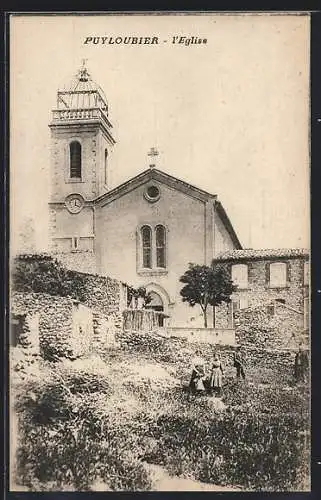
[51,250,97,275]
[243,346,297,371]
[167,327,235,346]
[11,254,125,363]
[214,303,233,329]
[10,312,40,378]
[11,292,74,360]
[93,312,118,353]
[78,272,123,332]
[11,282,122,361]
[234,302,306,350]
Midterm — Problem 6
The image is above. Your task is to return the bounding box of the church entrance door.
[145,291,165,327]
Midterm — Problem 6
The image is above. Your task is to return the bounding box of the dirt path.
[144,463,242,491]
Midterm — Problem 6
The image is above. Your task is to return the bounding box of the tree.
[179,263,236,328]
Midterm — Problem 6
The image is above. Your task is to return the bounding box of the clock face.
[65,194,85,214]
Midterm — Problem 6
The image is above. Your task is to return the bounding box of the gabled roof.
[95,167,242,249]
[95,168,217,206]
[213,248,309,262]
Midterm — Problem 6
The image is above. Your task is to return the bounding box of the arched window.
[231,264,248,289]
[104,148,108,186]
[156,225,166,268]
[269,262,287,288]
[141,225,152,268]
[70,141,81,178]
[138,224,168,272]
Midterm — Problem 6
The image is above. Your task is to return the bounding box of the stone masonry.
[11,262,125,361]
[12,292,75,360]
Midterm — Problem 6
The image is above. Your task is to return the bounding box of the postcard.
[9,12,310,492]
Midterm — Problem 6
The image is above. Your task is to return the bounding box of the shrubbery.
[143,377,309,491]
[148,410,308,491]
[11,254,88,301]
[14,364,152,491]
[16,408,151,491]
[12,343,310,492]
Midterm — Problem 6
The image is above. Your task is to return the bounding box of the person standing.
[210,353,224,396]
[189,350,206,395]
[294,344,309,383]
[233,346,246,380]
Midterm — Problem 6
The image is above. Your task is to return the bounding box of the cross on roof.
[148,147,159,158]
[147,147,159,169]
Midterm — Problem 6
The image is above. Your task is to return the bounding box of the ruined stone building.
[214,248,309,346]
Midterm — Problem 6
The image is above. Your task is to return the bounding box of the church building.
[48,63,308,339]
[48,63,242,329]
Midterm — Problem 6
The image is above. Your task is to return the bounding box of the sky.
[10,13,310,252]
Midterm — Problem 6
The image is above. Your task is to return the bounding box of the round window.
[144,185,160,202]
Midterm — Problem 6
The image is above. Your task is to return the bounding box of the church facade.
[48,64,242,328]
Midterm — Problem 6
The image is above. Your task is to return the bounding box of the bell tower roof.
[56,61,109,116]
[50,61,115,145]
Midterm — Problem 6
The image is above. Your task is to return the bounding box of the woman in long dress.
[210,353,224,396]
[189,351,206,395]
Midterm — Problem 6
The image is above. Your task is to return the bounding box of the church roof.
[214,248,309,262]
[96,168,216,204]
[95,167,242,249]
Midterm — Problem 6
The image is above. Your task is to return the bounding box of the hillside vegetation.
[12,332,310,492]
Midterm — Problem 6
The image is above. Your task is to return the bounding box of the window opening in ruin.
[267,304,275,317]
[231,264,248,289]
[269,262,287,288]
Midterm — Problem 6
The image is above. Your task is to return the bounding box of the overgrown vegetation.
[149,410,308,491]
[13,361,152,491]
[11,254,88,301]
[125,285,152,309]
[12,334,310,492]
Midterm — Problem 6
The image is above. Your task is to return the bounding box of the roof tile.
[214,248,309,262]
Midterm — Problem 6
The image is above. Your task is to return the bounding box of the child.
[210,353,224,397]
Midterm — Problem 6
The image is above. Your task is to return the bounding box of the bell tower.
[48,62,115,272]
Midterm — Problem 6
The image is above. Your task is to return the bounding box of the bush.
[11,254,88,301]
[13,362,152,491]
[149,410,309,491]
[137,373,309,492]
[13,343,310,492]
[16,411,152,491]
[40,341,75,363]
[222,377,309,418]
